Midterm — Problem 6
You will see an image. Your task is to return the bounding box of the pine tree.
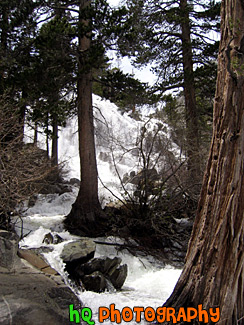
[164,0,244,322]
[93,67,159,114]
[64,0,103,235]
[121,0,220,191]
[0,0,40,142]
[60,0,128,235]
[31,13,76,166]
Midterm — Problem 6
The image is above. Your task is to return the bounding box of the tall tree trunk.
[164,1,244,323]
[180,0,201,193]
[34,121,38,145]
[19,89,27,143]
[0,4,8,95]
[45,112,50,160]
[65,0,103,236]
[51,92,59,168]
[51,114,58,167]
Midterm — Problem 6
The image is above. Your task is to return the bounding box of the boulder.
[40,183,72,195]
[60,239,127,292]
[61,239,96,263]
[129,168,159,185]
[0,230,19,270]
[28,194,38,207]
[0,231,82,325]
[82,271,106,292]
[77,256,122,276]
[99,152,111,162]
[141,168,159,181]
[109,264,128,289]
[0,268,81,325]
[69,178,80,186]
[43,232,63,245]
[17,249,58,275]
[131,148,139,157]
[73,256,127,291]
[122,173,129,183]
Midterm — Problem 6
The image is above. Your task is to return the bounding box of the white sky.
[108,0,122,7]
[106,0,220,86]
[108,50,157,85]
[107,0,157,85]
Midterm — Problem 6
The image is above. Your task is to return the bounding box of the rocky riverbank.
[0,230,82,325]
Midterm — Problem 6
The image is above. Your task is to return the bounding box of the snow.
[21,95,182,324]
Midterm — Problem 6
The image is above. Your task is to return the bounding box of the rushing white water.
[20,95,182,324]
[18,213,181,325]
[25,95,180,208]
[17,190,182,325]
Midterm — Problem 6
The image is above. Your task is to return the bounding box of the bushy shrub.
[0,94,53,230]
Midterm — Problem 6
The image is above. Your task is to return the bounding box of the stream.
[15,212,181,325]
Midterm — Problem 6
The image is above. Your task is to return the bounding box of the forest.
[0,0,244,324]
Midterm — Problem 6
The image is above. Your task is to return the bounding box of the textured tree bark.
[0,4,8,95]
[19,89,27,143]
[34,122,38,145]
[51,113,58,167]
[164,1,244,324]
[180,0,201,190]
[45,112,50,160]
[65,0,103,236]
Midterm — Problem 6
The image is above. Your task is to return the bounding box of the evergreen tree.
[41,0,128,235]
[0,0,40,142]
[121,0,220,191]
[93,67,159,114]
[31,13,76,166]
[164,0,244,321]
[64,0,103,235]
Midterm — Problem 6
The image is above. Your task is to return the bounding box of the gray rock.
[75,258,104,277]
[40,184,63,195]
[28,194,38,207]
[82,271,107,292]
[43,232,54,244]
[40,184,72,195]
[74,256,127,291]
[99,152,111,162]
[131,148,139,157]
[61,239,96,263]
[30,246,54,254]
[122,173,129,183]
[104,257,122,274]
[43,232,63,244]
[130,176,141,185]
[0,230,19,270]
[108,264,128,290]
[69,178,81,186]
[129,168,159,185]
[17,249,58,275]
[76,256,122,277]
[0,231,83,325]
[54,234,63,244]
[0,267,82,325]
